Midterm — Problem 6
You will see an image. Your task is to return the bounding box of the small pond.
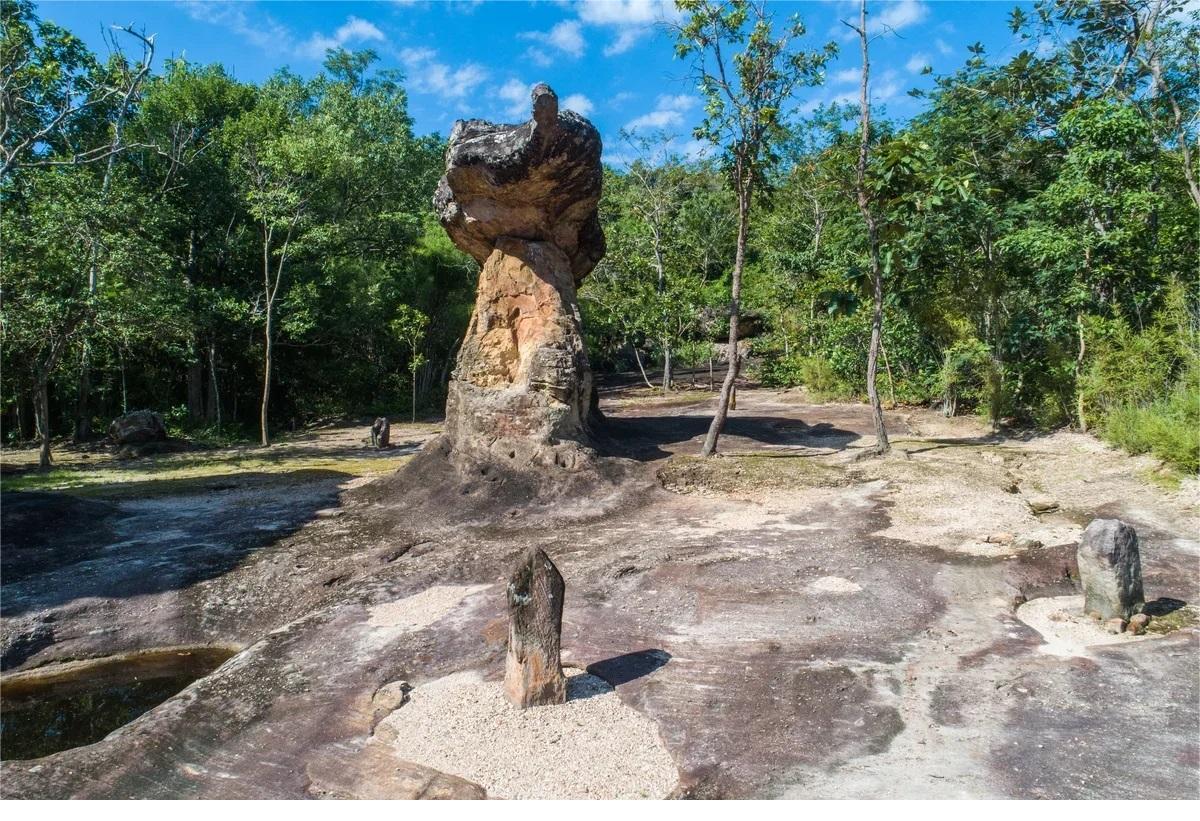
[1,646,237,761]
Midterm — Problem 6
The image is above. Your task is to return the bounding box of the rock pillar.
[433,83,604,468]
[504,547,566,708]
[1077,518,1145,620]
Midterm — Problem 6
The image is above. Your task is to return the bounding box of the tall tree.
[845,0,890,454]
[674,0,834,456]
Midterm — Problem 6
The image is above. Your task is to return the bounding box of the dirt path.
[2,389,1197,799]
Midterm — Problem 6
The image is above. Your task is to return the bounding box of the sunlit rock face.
[433,83,604,467]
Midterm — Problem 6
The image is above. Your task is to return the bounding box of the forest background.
[2,0,1197,471]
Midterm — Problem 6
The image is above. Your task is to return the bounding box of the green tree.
[674,0,835,456]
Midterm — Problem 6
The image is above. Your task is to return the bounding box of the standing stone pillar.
[432,83,604,470]
[504,547,566,708]
[1077,518,1145,620]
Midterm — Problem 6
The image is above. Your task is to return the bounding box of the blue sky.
[39,1,1041,163]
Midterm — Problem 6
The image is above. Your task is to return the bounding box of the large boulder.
[1077,518,1145,620]
[108,410,167,445]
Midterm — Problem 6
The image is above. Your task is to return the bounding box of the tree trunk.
[881,338,896,408]
[35,376,52,468]
[662,342,673,393]
[700,172,750,457]
[206,343,220,426]
[261,306,273,447]
[74,345,92,441]
[411,369,417,424]
[1076,312,1088,433]
[854,0,890,455]
[187,357,204,422]
[631,342,655,389]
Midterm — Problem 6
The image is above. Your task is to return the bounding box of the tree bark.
[853,0,890,455]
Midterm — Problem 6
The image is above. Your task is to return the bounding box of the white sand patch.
[1016,595,1150,658]
[808,576,863,594]
[377,668,678,799]
[366,584,491,633]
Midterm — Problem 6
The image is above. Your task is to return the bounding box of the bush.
[1098,361,1200,473]
[759,353,846,399]
[937,340,1000,420]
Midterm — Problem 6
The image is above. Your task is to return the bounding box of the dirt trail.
[1,388,1197,799]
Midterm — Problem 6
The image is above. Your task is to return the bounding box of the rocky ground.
[2,386,1198,799]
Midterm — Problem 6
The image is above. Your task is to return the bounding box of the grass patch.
[657,453,846,496]
[0,451,413,496]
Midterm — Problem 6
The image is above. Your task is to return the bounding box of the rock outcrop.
[108,410,167,445]
[1078,518,1145,620]
[432,83,603,470]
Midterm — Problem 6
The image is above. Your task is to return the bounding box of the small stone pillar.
[504,547,566,708]
[1077,519,1144,620]
[370,417,390,449]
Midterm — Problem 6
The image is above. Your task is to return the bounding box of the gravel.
[1016,594,1150,658]
[376,668,678,799]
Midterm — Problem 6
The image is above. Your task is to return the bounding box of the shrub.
[937,340,1000,420]
[1099,360,1199,473]
[759,353,847,400]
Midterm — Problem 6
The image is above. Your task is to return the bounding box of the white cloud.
[832,67,860,84]
[562,93,595,116]
[297,16,385,59]
[399,47,488,98]
[498,78,532,118]
[873,0,930,33]
[180,1,294,52]
[935,37,953,56]
[520,19,586,58]
[182,3,386,62]
[905,52,930,74]
[576,0,681,56]
[625,94,696,132]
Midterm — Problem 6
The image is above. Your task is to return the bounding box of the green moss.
[1144,605,1198,635]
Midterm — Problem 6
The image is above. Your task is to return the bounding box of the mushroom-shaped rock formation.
[432,83,605,470]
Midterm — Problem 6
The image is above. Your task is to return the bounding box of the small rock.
[1127,612,1151,635]
[984,532,1014,544]
[1002,480,1020,494]
[981,452,1005,465]
[1087,611,1103,621]
[1014,537,1044,550]
[1027,499,1060,515]
[1105,617,1127,634]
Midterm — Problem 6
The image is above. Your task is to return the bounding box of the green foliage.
[1099,360,1200,473]
[937,340,1000,420]
[758,354,844,400]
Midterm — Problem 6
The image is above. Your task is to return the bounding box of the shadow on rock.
[598,415,860,462]
[1,471,349,619]
[586,648,671,689]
